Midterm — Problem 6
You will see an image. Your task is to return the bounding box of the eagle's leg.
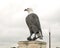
[33,32,41,40]
[27,31,33,41]
[32,32,38,40]
[33,34,37,40]
[37,32,43,39]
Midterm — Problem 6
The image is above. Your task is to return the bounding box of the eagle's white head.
[24,8,33,14]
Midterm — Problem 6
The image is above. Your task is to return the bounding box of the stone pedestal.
[17,41,46,48]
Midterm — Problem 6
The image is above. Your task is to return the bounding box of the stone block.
[17,41,46,48]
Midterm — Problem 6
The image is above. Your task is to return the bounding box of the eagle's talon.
[38,36,43,39]
[27,37,32,41]
[33,37,37,40]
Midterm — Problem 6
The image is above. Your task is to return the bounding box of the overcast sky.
[0,0,60,48]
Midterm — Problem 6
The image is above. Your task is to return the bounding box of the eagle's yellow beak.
[24,9,27,11]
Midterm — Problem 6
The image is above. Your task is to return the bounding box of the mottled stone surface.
[17,41,46,48]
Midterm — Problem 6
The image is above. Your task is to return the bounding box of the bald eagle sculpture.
[24,8,43,41]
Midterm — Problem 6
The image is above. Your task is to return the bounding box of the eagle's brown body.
[26,13,41,33]
[26,13,43,41]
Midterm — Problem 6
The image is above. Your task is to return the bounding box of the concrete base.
[17,41,46,48]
